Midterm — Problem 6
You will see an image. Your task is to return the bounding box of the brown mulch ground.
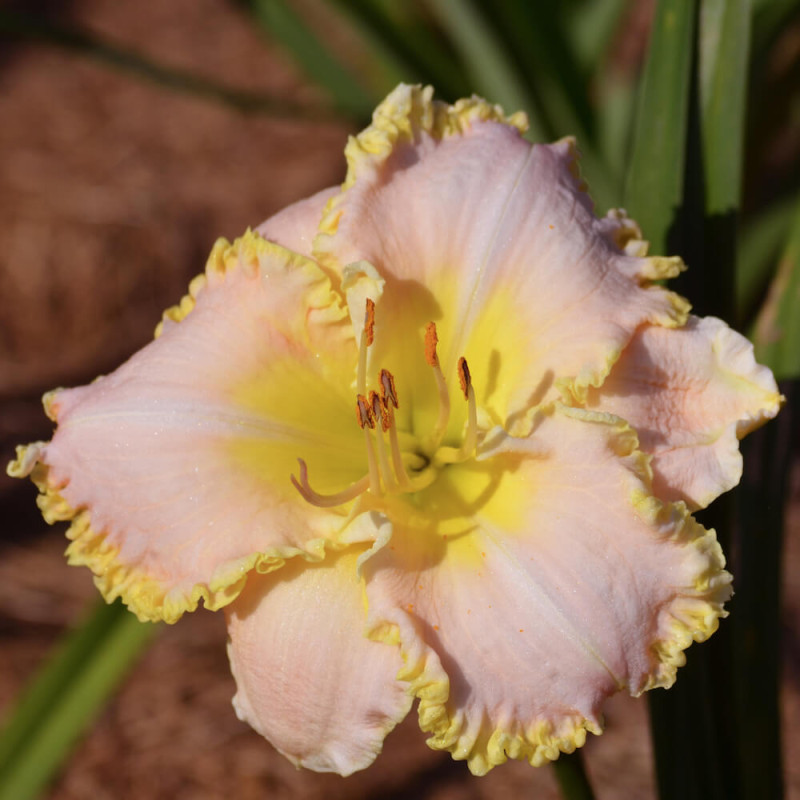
[1,2,798,798]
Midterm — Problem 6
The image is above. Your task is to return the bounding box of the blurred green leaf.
[473,0,621,208]
[754,197,800,379]
[0,600,157,800]
[552,752,596,800]
[478,0,595,139]
[624,0,696,256]
[732,383,795,800]
[699,0,750,217]
[696,6,788,800]
[566,0,630,71]
[423,0,547,140]
[327,0,472,99]
[738,195,797,321]
[625,3,749,799]
[596,75,636,183]
[239,0,376,117]
[752,0,800,57]
[0,10,335,119]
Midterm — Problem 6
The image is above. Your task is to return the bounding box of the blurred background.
[0,0,799,798]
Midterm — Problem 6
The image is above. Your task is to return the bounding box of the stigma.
[291,300,479,508]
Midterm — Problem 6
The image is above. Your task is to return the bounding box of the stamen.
[458,357,478,457]
[425,322,451,449]
[457,357,471,400]
[357,298,375,394]
[291,459,370,508]
[435,357,478,465]
[356,394,381,493]
[380,369,412,488]
[370,391,397,491]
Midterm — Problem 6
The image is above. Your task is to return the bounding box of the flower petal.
[10,232,371,623]
[316,84,689,431]
[226,547,411,775]
[586,316,782,508]
[361,404,730,774]
[256,185,338,258]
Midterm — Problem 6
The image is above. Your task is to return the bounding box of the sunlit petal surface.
[226,547,411,775]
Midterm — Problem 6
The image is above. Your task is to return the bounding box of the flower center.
[291,300,478,508]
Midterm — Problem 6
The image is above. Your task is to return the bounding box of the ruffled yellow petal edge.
[554,249,690,409]
[155,228,345,337]
[7,231,352,624]
[314,83,528,272]
[367,405,731,775]
[9,442,347,624]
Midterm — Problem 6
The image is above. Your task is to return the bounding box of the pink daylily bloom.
[9,85,781,775]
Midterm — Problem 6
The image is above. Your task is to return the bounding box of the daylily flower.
[10,85,781,776]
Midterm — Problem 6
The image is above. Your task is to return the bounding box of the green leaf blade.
[754,198,800,379]
[0,601,158,800]
[624,0,697,255]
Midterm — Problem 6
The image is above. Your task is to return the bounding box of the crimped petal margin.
[362,404,730,774]
[587,315,783,508]
[8,232,369,624]
[9,444,338,624]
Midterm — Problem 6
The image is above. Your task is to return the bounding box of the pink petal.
[256,186,338,258]
[361,404,730,774]
[226,548,411,775]
[586,316,782,508]
[316,85,689,430]
[19,233,370,623]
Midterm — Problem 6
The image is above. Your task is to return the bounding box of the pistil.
[290,459,371,508]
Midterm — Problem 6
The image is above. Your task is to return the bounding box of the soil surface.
[1,2,798,798]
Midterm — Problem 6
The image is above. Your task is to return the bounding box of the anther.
[355,394,381,493]
[424,322,439,367]
[457,357,471,399]
[356,394,376,429]
[380,369,398,409]
[364,298,375,346]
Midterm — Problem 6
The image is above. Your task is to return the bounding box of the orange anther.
[424,322,439,367]
[364,298,375,346]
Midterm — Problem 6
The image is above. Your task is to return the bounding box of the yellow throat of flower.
[291,299,479,508]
